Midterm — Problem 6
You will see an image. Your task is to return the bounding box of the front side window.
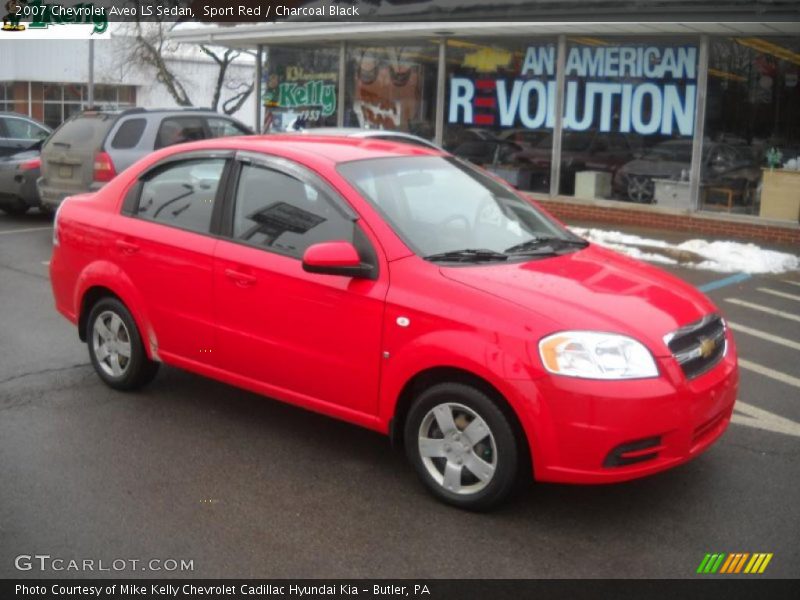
[135,159,226,234]
[338,156,579,261]
[232,164,353,258]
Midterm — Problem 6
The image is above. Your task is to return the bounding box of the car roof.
[165,134,445,167]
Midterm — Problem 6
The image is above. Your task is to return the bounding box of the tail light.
[93,151,116,182]
[19,157,41,171]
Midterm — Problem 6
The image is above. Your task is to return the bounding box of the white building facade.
[0,36,256,129]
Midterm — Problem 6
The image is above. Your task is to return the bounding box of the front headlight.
[539,331,659,380]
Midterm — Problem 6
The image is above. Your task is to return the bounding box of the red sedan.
[49,136,738,509]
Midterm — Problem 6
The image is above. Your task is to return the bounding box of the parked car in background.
[50,135,737,510]
[0,112,51,158]
[38,108,252,209]
[524,130,640,195]
[614,139,761,204]
[451,138,526,167]
[0,140,48,215]
[292,126,441,150]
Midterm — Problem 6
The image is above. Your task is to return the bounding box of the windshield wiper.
[424,248,509,263]
[504,236,588,255]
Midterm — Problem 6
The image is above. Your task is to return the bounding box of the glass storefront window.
[444,38,556,193]
[704,37,800,221]
[343,42,438,139]
[261,45,339,132]
[558,38,698,208]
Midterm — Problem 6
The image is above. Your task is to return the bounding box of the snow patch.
[570,227,799,274]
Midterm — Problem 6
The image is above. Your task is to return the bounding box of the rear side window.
[135,159,226,234]
[154,117,207,150]
[207,117,250,138]
[47,114,113,149]
[4,117,49,140]
[110,118,146,149]
[232,164,353,258]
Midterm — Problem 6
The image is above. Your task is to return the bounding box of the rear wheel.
[0,200,30,215]
[86,297,159,390]
[404,383,519,510]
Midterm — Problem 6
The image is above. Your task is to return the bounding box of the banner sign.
[449,45,698,136]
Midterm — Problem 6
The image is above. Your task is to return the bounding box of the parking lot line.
[739,359,800,389]
[758,287,800,303]
[697,272,751,292]
[728,322,800,351]
[0,226,52,236]
[733,401,800,438]
[724,298,800,323]
[782,280,800,288]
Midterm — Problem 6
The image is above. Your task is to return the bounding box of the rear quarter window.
[110,118,147,149]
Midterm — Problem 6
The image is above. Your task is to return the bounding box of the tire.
[626,175,654,203]
[86,297,159,391]
[404,383,520,511]
[0,200,30,215]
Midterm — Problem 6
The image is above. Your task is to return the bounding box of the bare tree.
[125,21,193,106]
[200,45,255,114]
[116,19,254,115]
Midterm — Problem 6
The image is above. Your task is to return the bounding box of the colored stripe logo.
[697,553,773,574]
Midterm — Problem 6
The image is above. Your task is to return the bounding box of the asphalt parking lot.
[1,211,798,579]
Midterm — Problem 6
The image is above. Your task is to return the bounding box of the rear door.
[40,112,116,196]
[109,151,233,363]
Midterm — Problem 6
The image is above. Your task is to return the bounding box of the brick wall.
[534,197,800,248]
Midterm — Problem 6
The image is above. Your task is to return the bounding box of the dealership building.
[171,18,798,245]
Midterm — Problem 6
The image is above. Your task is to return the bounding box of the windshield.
[338,156,580,260]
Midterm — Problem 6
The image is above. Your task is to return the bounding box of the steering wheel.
[438,214,471,230]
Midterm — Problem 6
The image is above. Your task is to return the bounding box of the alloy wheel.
[627,176,655,203]
[417,402,498,495]
[91,310,132,378]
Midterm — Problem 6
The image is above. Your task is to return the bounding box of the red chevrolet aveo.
[50,136,738,509]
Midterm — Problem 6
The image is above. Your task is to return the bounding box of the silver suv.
[38,108,252,209]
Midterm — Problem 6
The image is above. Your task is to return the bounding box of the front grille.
[664,314,727,380]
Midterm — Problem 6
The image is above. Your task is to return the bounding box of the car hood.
[438,244,717,357]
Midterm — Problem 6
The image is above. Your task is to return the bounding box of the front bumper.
[513,333,738,484]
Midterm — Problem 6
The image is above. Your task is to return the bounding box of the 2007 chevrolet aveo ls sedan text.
[50,136,738,510]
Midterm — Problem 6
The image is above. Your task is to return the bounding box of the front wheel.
[87,297,159,391]
[404,383,520,510]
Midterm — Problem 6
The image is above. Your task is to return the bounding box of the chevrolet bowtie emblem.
[698,337,716,359]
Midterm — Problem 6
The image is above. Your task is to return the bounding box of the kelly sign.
[449,45,698,136]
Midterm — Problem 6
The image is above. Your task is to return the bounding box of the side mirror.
[302,241,373,279]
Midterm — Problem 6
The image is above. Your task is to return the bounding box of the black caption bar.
[3,580,800,600]
[4,0,800,26]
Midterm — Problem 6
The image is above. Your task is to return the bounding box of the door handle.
[224,268,257,287]
[115,239,139,254]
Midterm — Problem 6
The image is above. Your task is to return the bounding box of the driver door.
[213,154,389,418]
